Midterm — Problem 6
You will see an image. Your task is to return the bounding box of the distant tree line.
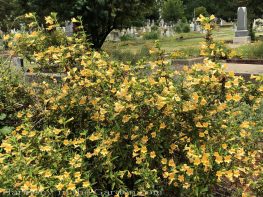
[0,0,262,49]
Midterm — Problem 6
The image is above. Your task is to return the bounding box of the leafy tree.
[0,0,18,31]
[73,0,157,49]
[161,0,184,23]
[12,0,157,49]
[183,0,237,21]
[194,6,208,17]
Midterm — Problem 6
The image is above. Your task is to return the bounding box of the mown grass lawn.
[102,27,235,54]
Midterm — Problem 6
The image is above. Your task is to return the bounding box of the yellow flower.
[226,94,232,101]
[89,133,101,141]
[199,132,205,137]
[240,121,250,129]
[133,145,140,153]
[85,152,93,158]
[30,184,38,192]
[141,146,147,154]
[183,182,190,189]
[150,151,156,159]
[28,131,36,137]
[215,155,223,164]
[56,183,64,191]
[224,155,232,163]
[197,14,205,22]
[151,132,157,138]
[40,145,52,152]
[225,170,234,182]
[71,18,79,23]
[63,140,70,145]
[141,136,148,144]
[156,95,166,110]
[193,157,201,166]
[122,115,131,123]
[101,148,108,156]
[186,168,193,176]
[216,171,223,181]
[1,143,13,153]
[67,182,76,191]
[114,102,125,113]
[161,158,167,165]
[17,112,23,118]
[204,24,211,30]
[22,130,28,136]
[13,33,22,41]
[233,170,240,178]
[25,13,34,18]
[222,144,227,149]
[210,15,215,20]
[45,16,54,25]
[178,175,184,182]
[44,170,52,178]
[21,181,32,191]
[83,181,90,188]
[93,52,101,59]
[232,94,241,102]
[209,43,215,49]
[168,159,176,167]
[3,34,10,41]
[136,157,143,164]
[159,122,166,130]
[79,96,87,105]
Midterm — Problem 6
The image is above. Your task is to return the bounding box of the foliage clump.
[0,14,262,197]
[198,15,237,61]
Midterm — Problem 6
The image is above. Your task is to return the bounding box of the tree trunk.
[90,27,114,50]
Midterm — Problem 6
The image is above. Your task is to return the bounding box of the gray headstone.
[65,21,74,36]
[190,22,195,32]
[12,57,24,69]
[235,7,249,37]
[237,7,247,30]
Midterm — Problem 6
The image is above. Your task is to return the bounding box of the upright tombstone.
[12,57,24,69]
[190,22,195,32]
[233,7,251,44]
[65,21,74,36]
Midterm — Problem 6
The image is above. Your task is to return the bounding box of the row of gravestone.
[106,23,207,42]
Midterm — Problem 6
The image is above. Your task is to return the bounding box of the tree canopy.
[1,0,263,48]
[162,0,184,23]
[10,0,157,49]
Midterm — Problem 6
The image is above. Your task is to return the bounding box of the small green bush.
[238,41,263,59]
[107,45,150,64]
[120,34,134,41]
[174,21,190,33]
[143,31,159,40]
[151,25,159,32]
[0,60,33,141]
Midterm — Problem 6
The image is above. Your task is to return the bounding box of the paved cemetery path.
[225,63,263,75]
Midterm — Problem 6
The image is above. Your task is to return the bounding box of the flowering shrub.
[170,50,188,59]
[0,14,262,196]
[3,12,88,72]
[0,61,33,141]
[170,48,200,60]
[197,15,235,61]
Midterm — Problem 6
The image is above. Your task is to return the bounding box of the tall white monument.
[233,7,251,44]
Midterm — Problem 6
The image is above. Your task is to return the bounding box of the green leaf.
[0,126,14,135]
[0,113,7,121]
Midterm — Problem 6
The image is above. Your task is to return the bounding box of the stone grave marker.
[12,57,24,69]
[233,7,251,44]
[65,21,74,36]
